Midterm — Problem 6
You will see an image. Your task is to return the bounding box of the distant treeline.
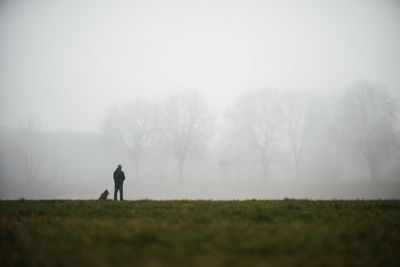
[0,82,399,191]
[102,82,400,181]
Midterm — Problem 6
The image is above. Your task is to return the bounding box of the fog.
[1,0,399,199]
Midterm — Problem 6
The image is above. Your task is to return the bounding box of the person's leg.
[114,183,118,200]
[119,183,123,200]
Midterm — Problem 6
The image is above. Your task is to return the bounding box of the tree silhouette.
[159,91,213,182]
[227,90,283,179]
[339,82,398,180]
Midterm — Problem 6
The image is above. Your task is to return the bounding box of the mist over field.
[1,0,400,199]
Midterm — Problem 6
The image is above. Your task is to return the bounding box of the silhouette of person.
[113,164,125,200]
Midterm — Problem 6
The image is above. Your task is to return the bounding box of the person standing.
[113,164,125,200]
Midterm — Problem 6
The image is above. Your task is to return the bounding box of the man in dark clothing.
[113,164,125,200]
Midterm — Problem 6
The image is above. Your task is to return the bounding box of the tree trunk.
[294,153,299,180]
[290,138,301,180]
[178,157,185,183]
[134,156,140,180]
[261,156,268,179]
[262,164,268,179]
[132,147,140,180]
[366,154,377,180]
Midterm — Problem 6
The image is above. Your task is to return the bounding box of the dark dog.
[98,189,110,200]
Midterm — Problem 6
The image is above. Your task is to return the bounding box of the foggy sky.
[1,0,400,132]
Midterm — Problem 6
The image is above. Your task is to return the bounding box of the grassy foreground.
[1,200,399,267]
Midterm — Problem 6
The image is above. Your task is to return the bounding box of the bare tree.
[16,118,41,185]
[281,92,311,179]
[159,91,213,182]
[227,90,283,179]
[104,99,157,180]
[339,82,398,180]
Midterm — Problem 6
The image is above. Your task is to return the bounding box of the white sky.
[1,0,399,132]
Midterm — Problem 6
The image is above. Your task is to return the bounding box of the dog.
[98,189,110,200]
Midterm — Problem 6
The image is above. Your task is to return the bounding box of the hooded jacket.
[113,168,125,184]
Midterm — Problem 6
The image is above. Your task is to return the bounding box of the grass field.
[1,200,400,266]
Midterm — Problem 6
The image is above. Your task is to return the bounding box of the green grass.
[1,200,400,266]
